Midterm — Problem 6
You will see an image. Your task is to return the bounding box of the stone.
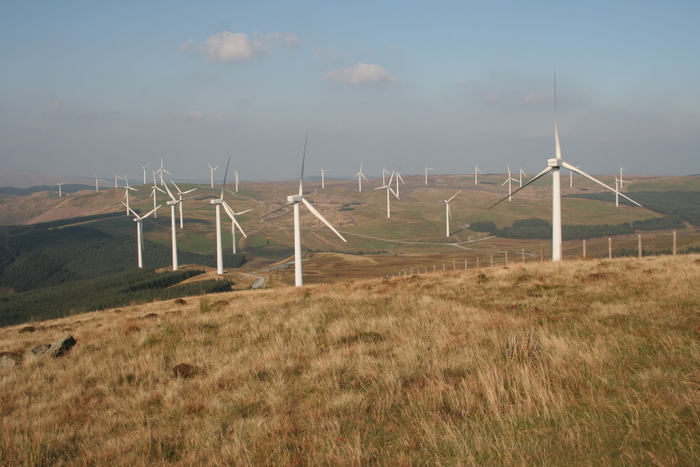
[0,355,18,369]
[23,344,51,359]
[48,334,76,358]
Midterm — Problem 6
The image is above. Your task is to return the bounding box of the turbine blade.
[183,188,197,194]
[299,132,307,196]
[447,190,462,202]
[561,161,642,207]
[171,181,182,194]
[123,202,139,217]
[163,182,177,201]
[234,209,252,216]
[489,166,554,209]
[301,198,347,242]
[554,72,562,160]
[143,205,161,219]
[220,156,231,199]
[258,201,293,219]
[223,201,247,238]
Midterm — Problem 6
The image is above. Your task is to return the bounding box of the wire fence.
[391,230,700,277]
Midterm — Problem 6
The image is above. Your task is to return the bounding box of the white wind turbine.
[612,173,629,207]
[381,166,391,186]
[424,167,434,186]
[211,158,248,275]
[124,204,160,269]
[57,181,67,197]
[355,162,368,192]
[114,174,123,188]
[156,158,170,186]
[618,167,630,192]
[501,166,518,201]
[207,164,219,188]
[261,133,347,287]
[441,190,462,237]
[394,171,405,197]
[489,76,641,262]
[474,164,483,185]
[122,174,138,214]
[519,168,528,187]
[229,207,251,254]
[142,161,152,185]
[171,181,197,229]
[568,166,580,188]
[93,172,107,192]
[149,179,165,219]
[162,183,181,270]
[375,171,399,218]
[320,168,333,189]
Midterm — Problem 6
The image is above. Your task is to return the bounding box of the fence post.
[540,245,544,262]
[490,255,494,267]
[476,257,479,269]
[522,249,525,263]
[608,238,612,259]
[453,261,456,271]
[433,265,436,273]
[673,231,677,255]
[638,234,642,259]
[443,263,445,271]
[465,259,468,270]
[505,252,508,265]
[583,239,586,258]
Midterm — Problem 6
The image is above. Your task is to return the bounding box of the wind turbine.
[394,171,405,198]
[260,133,347,287]
[424,167,434,186]
[122,174,138,214]
[474,164,483,185]
[93,172,107,192]
[207,164,219,188]
[489,75,641,262]
[381,166,391,186]
[229,208,251,254]
[124,204,160,269]
[211,157,248,275]
[320,168,333,189]
[57,181,67,197]
[142,161,152,185]
[149,180,165,219]
[171,181,197,229]
[355,162,368,192]
[501,167,518,201]
[156,159,170,186]
[441,190,462,237]
[568,166,580,188]
[114,174,123,188]
[375,171,399,218]
[618,167,630,192]
[519,169,528,187]
[162,183,181,270]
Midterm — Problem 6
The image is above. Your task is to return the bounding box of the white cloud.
[180,111,228,123]
[524,93,546,104]
[182,31,301,63]
[324,63,400,86]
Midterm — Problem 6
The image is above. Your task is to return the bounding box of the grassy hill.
[0,254,699,465]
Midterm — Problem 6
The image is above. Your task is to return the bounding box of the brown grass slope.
[1,255,700,465]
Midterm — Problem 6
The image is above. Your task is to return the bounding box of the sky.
[1,1,699,183]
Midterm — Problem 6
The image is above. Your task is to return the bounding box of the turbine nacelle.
[548,158,562,168]
[287,195,302,203]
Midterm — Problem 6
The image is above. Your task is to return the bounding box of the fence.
[391,230,700,277]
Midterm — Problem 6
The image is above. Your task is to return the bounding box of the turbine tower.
[57,181,67,197]
[381,166,391,186]
[441,190,462,237]
[490,74,641,262]
[320,168,333,189]
[355,162,368,192]
[93,172,107,192]
[424,167,434,186]
[155,159,170,186]
[162,183,181,271]
[207,164,219,188]
[474,164,483,185]
[234,171,240,192]
[125,204,159,269]
[519,169,527,187]
[261,133,347,286]
[149,180,165,219]
[394,171,405,198]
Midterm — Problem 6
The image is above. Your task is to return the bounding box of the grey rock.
[49,334,76,358]
[0,355,18,369]
[23,344,51,360]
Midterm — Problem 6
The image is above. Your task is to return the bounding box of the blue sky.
[1,1,699,183]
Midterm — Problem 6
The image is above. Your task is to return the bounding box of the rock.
[0,355,18,369]
[24,344,51,359]
[48,334,76,358]
[19,326,37,333]
[172,363,202,379]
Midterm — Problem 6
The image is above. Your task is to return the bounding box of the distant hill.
[0,169,90,188]
[0,184,93,196]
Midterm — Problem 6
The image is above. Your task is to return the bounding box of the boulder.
[0,355,18,369]
[23,344,51,360]
[48,334,76,358]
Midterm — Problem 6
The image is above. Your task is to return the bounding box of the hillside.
[1,255,699,465]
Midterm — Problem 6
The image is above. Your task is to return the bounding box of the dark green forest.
[0,215,246,326]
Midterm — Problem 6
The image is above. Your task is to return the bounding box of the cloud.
[524,93,546,104]
[324,63,400,86]
[43,100,112,118]
[181,31,301,63]
[180,111,228,123]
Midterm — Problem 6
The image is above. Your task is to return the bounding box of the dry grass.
[1,255,700,465]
